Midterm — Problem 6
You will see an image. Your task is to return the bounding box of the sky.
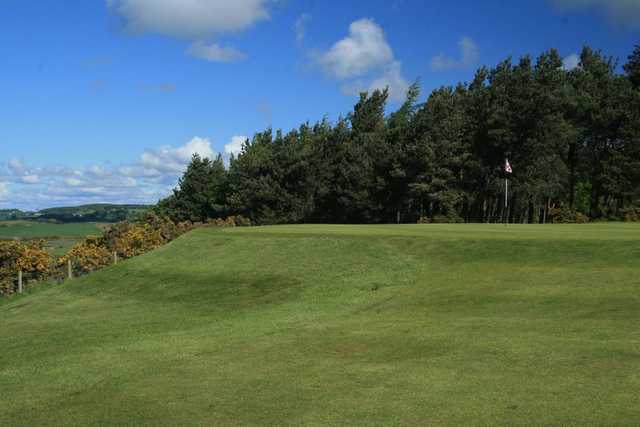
[1,0,639,210]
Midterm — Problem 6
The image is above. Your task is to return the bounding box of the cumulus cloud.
[0,183,8,200]
[550,0,640,30]
[563,53,581,70]
[341,61,409,102]
[295,14,311,42]
[21,175,40,185]
[64,178,85,187]
[318,18,394,79]
[224,136,248,156]
[106,0,270,38]
[8,159,26,174]
[368,61,410,101]
[139,137,215,174]
[0,137,224,210]
[430,36,480,71]
[317,18,411,103]
[106,0,271,62]
[187,41,247,62]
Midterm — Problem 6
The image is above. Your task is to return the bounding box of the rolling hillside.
[1,224,639,426]
[0,204,149,223]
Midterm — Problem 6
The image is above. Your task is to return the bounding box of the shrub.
[549,208,590,224]
[111,223,164,258]
[59,236,112,275]
[622,208,640,222]
[57,215,190,277]
[431,215,451,224]
[0,240,54,296]
[204,216,252,227]
[2,215,195,296]
[235,215,252,227]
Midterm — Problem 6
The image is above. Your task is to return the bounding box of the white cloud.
[316,18,411,103]
[551,0,640,30]
[8,159,26,174]
[64,178,85,187]
[368,61,409,102]
[318,18,394,79]
[139,137,215,174]
[186,41,247,62]
[224,136,248,156]
[86,165,112,179]
[295,14,311,42]
[0,137,226,210]
[563,53,580,70]
[430,36,480,71]
[341,61,409,102]
[106,0,270,38]
[106,0,271,63]
[0,183,8,200]
[21,175,39,184]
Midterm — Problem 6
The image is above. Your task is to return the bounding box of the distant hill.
[0,209,32,221]
[0,204,149,223]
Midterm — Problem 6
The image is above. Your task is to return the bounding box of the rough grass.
[1,224,639,426]
[0,221,103,255]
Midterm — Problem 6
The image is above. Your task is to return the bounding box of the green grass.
[0,221,103,255]
[1,224,639,426]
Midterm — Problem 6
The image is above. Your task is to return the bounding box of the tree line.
[157,45,640,225]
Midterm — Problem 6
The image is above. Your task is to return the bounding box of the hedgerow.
[1,214,250,297]
[0,240,54,296]
[60,213,194,276]
[548,208,590,224]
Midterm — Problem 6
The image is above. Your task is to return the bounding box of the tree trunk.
[568,141,576,208]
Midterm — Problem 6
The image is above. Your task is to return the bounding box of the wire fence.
[7,251,120,296]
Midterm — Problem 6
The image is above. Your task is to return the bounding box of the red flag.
[504,159,513,174]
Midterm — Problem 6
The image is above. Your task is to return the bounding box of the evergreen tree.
[158,44,640,225]
[624,44,640,89]
[156,154,227,222]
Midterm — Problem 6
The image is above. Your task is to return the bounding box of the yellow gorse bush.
[59,236,113,274]
[2,213,248,297]
[1,240,54,296]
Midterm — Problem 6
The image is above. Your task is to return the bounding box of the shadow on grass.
[61,266,306,315]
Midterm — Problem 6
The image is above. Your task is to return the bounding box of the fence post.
[114,252,118,265]
[18,270,23,294]
[68,259,72,280]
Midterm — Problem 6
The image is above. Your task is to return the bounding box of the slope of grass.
[1,224,639,426]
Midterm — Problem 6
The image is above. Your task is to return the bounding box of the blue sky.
[1,0,638,210]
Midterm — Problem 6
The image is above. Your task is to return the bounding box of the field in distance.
[0,221,103,255]
[1,223,639,425]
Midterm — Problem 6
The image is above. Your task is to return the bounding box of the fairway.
[1,224,639,426]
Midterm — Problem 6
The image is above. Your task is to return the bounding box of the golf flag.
[504,159,513,174]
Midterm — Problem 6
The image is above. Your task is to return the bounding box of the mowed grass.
[1,224,639,426]
[0,221,103,255]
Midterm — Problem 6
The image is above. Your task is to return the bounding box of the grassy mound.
[1,224,639,426]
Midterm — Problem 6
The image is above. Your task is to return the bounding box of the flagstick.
[505,178,508,226]
[504,158,511,226]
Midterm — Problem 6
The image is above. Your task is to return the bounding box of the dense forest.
[157,45,640,225]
